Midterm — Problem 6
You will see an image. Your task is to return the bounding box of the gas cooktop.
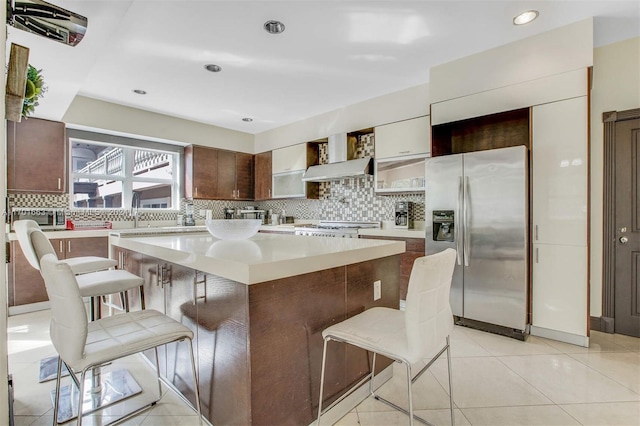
[294,221,380,238]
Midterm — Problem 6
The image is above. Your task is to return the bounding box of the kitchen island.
[110,231,404,426]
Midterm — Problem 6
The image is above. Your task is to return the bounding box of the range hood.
[302,133,372,182]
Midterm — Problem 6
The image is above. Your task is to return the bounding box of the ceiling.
[6,1,640,135]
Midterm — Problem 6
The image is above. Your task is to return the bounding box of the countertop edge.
[110,234,405,285]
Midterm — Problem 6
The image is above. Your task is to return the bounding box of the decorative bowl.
[205,219,261,240]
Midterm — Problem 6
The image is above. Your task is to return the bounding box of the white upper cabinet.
[374,116,430,159]
[532,96,588,246]
[272,144,308,174]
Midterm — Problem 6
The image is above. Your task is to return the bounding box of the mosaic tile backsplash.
[8,134,426,224]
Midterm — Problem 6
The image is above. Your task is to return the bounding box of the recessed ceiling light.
[513,10,539,25]
[264,20,285,34]
[132,89,146,95]
[204,64,222,72]
[242,117,253,122]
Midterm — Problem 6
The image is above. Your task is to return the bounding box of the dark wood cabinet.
[8,236,109,307]
[7,117,66,193]
[184,145,218,199]
[359,235,425,300]
[254,151,272,200]
[431,108,530,157]
[184,145,254,200]
[235,152,254,200]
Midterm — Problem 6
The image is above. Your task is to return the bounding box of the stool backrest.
[40,253,88,365]
[14,220,43,271]
[404,248,456,362]
[28,227,59,268]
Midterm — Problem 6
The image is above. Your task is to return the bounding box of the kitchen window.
[69,134,180,210]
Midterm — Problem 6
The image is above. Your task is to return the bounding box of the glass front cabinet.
[374,154,428,193]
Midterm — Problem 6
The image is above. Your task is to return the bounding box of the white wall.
[63,96,255,153]
[430,18,594,104]
[590,36,640,317]
[254,83,430,152]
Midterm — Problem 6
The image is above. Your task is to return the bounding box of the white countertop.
[110,232,405,285]
[6,222,426,240]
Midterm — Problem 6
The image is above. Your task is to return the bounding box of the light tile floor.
[8,310,640,426]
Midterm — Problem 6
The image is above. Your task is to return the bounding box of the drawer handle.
[399,150,410,154]
[67,241,71,253]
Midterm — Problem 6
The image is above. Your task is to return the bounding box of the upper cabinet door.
[254,151,272,200]
[7,118,66,193]
[272,144,308,173]
[235,152,254,200]
[184,145,218,199]
[532,96,588,246]
[374,116,430,159]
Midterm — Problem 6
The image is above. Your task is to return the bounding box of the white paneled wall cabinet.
[531,96,588,344]
[374,116,430,159]
[532,97,588,246]
[272,144,308,174]
[271,143,319,199]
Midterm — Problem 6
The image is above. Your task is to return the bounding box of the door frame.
[600,107,640,333]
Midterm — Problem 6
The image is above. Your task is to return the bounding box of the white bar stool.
[317,248,457,426]
[23,224,148,423]
[39,253,202,426]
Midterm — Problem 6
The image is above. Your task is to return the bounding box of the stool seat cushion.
[322,307,415,362]
[63,257,118,275]
[69,309,193,371]
[76,269,144,298]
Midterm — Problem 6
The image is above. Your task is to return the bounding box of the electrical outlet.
[199,209,206,216]
[373,280,381,301]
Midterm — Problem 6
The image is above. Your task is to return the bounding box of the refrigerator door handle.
[463,176,470,266]
[456,176,463,265]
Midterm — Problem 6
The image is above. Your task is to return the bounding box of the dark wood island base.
[114,246,400,426]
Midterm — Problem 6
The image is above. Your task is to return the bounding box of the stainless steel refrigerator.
[425,145,528,334]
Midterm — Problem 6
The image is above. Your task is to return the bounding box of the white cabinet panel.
[532,96,588,246]
[374,116,430,159]
[272,170,306,198]
[532,244,588,337]
[272,144,307,174]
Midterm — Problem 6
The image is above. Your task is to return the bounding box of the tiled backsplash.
[8,133,426,224]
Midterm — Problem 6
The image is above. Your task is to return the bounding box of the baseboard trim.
[8,301,50,316]
[530,325,589,347]
[589,316,615,333]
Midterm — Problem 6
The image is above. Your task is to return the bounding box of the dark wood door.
[235,152,254,200]
[9,241,47,306]
[64,237,109,259]
[254,151,272,200]
[140,255,168,373]
[185,145,218,199]
[216,150,236,199]
[615,117,640,337]
[7,118,66,193]
[164,263,199,408]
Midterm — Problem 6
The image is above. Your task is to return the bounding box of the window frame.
[67,129,183,212]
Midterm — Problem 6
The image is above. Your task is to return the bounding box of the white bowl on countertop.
[205,219,261,240]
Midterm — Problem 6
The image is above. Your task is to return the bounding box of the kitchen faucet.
[131,191,141,228]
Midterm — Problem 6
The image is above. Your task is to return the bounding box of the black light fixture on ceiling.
[204,64,222,73]
[264,20,285,34]
[7,0,88,46]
